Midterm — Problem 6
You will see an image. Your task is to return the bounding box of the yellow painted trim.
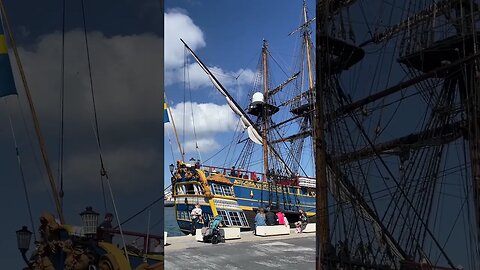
[216,206,241,211]
[212,194,236,200]
[196,169,218,216]
[196,169,213,197]
[98,242,131,270]
[208,196,218,216]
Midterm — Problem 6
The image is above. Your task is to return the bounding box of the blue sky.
[164,0,316,188]
[0,1,163,268]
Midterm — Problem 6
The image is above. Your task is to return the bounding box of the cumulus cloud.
[165,102,239,155]
[164,10,254,90]
[167,102,237,135]
[9,30,164,192]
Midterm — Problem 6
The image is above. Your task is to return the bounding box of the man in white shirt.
[190,203,203,235]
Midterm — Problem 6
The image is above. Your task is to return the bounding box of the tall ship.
[313,0,480,269]
[167,1,317,233]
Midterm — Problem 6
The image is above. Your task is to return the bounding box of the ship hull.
[173,173,316,233]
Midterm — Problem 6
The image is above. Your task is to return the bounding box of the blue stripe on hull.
[232,183,315,212]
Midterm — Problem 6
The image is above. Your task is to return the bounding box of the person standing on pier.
[190,203,203,235]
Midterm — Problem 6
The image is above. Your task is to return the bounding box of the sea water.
[164,207,183,236]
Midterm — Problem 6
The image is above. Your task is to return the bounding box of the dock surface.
[165,229,315,269]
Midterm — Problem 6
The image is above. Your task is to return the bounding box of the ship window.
[217,210,230,226]
[175,185,186,195]
[228,211,243,226]
[178,211,191,220]
[239,212,249,227]
[185,183,195,194]
[193,184,203,195]
[222,186,234,197]
[211,183,224,196]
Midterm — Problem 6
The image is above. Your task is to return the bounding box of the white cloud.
[164,10,255,90]
[165,102,239,155]
[167,102,237,135]
[183,138,220,153]
[164,10,205,70]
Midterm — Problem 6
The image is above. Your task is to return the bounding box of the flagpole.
[0,0,64,223]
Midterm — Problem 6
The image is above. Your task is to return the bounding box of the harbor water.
[165,206,183,236]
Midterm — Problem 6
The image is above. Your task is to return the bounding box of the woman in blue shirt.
[254,208,266,233]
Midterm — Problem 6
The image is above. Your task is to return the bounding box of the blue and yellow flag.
[0,23,16,97]
[164,103,170,123]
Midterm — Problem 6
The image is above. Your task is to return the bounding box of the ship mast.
[262,40,270,183]
[303,1,314,91]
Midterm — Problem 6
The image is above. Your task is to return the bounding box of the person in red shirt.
[276,211,286,225]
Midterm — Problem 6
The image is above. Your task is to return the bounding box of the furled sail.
[180,38,263,145]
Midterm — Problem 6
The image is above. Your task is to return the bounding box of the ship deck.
[165,229,314,269]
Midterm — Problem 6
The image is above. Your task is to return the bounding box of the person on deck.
[98,213,114,243]
[230,166,238,177]
[190,203,203,235]
[254,208,266,233]
[265,207,277,226]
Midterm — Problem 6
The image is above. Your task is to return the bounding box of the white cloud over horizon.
[165,101,238,155]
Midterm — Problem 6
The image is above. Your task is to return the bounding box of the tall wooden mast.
[262,40,271,206]
[261,42,270,170]
[303,0,314,91]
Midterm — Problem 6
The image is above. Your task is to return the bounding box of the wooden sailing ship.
[168,1,318,233]
[315,0,480,269]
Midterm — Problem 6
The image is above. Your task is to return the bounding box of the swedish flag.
[164,102,169,123]
[0,22,15,97]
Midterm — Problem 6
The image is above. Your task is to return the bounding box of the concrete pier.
[165,229,315,269]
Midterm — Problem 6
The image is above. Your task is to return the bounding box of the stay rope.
[80,0,128,263]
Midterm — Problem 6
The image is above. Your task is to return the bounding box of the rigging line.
[187,66,201,161]
[4,98,37,241]
[80,0,108,212]
[347,110,456,267]
[183,48,187,158]
[115,184,172,228]
[266,48,290,79]
[433,191,469,266]
[104,175,130,265]
[57,0,66,206]
[217,117,242,167]
[15,97,56,210]
[166,127,176,162]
